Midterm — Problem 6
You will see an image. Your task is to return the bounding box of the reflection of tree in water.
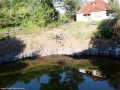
[0,66,84,90]
[0,70,45,88]
[67,56,120,90]
[1,56,120,90]
[90,59,120,90]
[41,67,84,90]
[108,79,120,90]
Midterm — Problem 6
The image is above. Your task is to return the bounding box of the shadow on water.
[0,37,26,63]
[0,61,28,74]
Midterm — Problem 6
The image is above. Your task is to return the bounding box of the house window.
[83,14,90,18]
[91,2,96,5]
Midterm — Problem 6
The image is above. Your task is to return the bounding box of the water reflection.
[0,66,84,90]
[41,67,84,90]
[79,68,104,80]
[90,59,120,90]
[0,57,120,90]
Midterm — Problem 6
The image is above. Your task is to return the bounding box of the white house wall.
[91,11,107,21]
[76,11,115,22]
[76,14,90,22]
[91,11,115,21]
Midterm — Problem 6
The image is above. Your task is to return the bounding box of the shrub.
[97,19,118,39]
[58,15,69,23]
[98,27,116,38]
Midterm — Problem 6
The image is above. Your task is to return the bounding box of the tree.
[41,67,84,90]
[0,0,59,28]
[64,0,80,19]
[109,1,120,19]
[111,0,116,4]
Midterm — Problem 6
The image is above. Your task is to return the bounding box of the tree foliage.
[64,0,80,18]
[0,0,59,28]
[109,2,120,19]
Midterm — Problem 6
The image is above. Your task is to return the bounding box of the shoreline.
[0,46,120,64]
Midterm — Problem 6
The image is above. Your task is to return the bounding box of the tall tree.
[64,0,81,19]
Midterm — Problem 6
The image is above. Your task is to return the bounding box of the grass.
[64,22,95,40]
[0,17,70,36]
[66,29,94,40]
[0,24,49,40]
[0,21,98,40]
[0,25,41,35]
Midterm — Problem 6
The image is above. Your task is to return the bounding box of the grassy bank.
[0,21,95,41]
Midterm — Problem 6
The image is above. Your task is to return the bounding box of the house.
[76,0,115,22]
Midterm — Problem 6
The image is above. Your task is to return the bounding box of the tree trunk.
[111,0,116,4]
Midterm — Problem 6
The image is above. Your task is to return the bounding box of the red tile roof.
[76,0,110,14]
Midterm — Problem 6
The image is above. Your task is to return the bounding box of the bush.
[58,16,69,23]
[98,27,116,38]
[97,19,118,39]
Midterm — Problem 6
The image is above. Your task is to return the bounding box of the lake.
[0,56,120,90]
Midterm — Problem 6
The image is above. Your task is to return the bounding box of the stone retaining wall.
[0,46,120,63]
